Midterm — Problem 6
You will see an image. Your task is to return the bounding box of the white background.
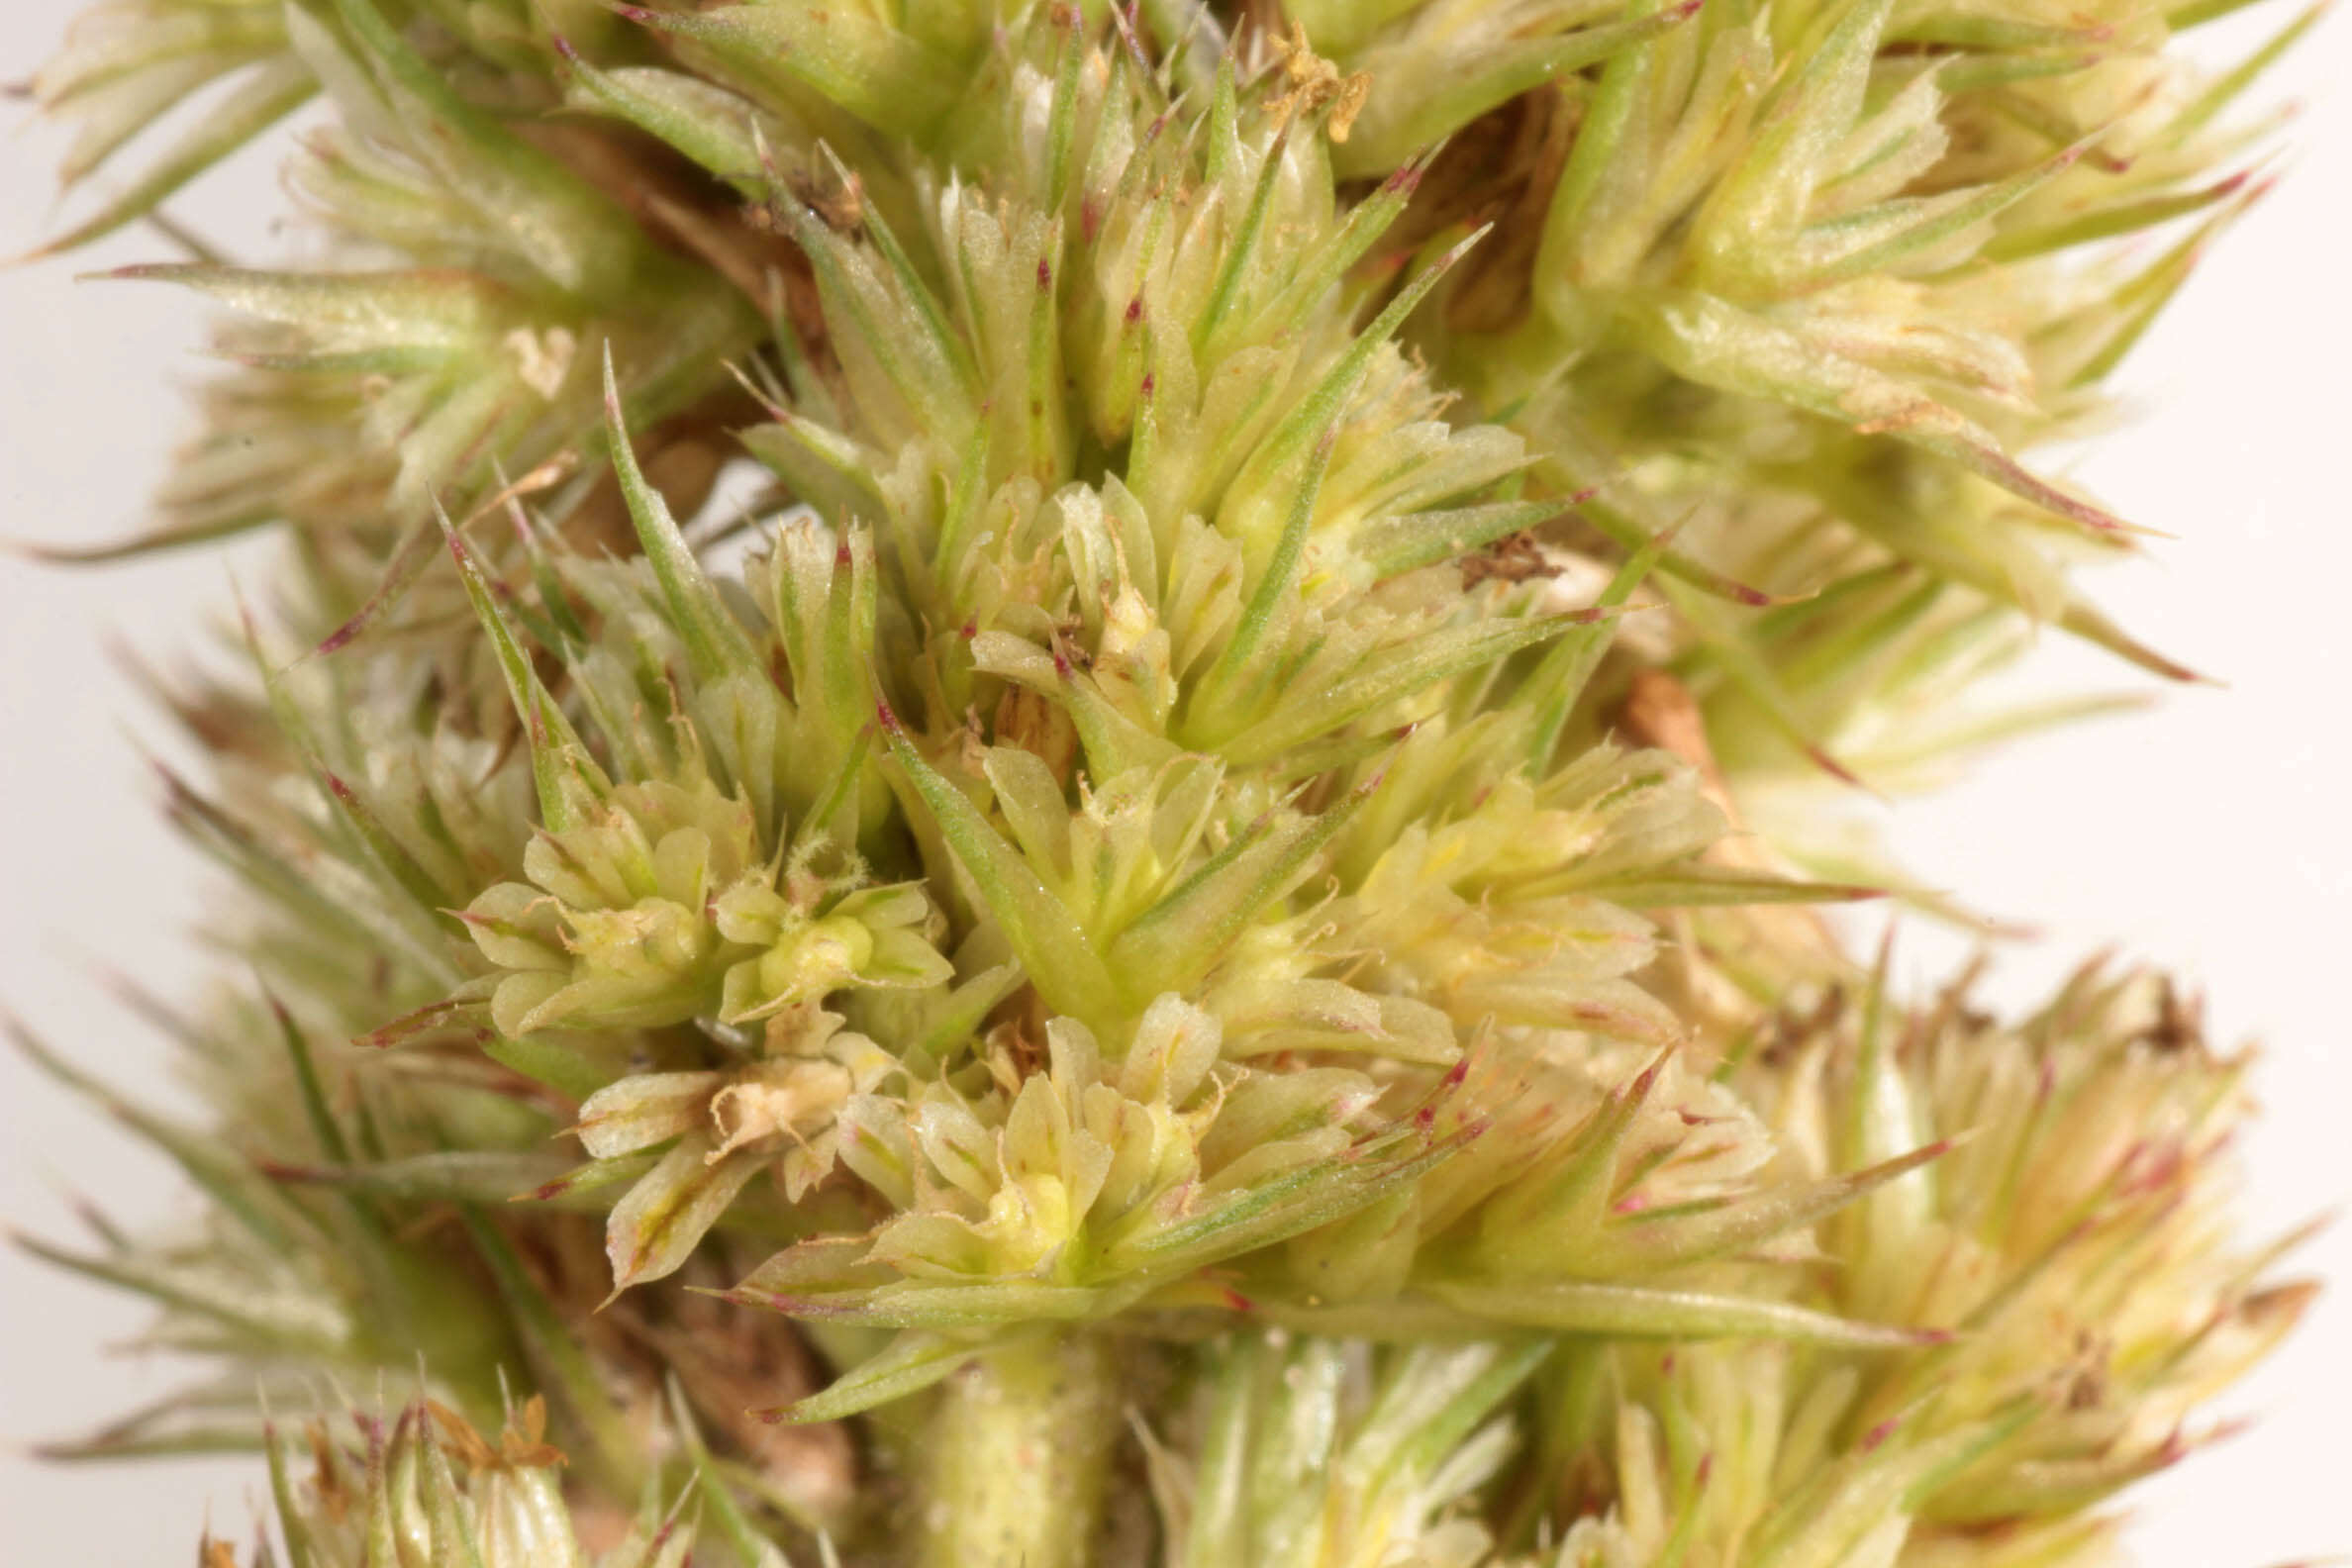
[2,9,2344,1561]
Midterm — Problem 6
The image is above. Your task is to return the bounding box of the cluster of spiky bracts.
[18,2,2319,1565]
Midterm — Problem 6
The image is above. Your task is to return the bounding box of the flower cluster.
[459,778,948,1038]
[201,1399,779,1568]
[14,2,2318,1565]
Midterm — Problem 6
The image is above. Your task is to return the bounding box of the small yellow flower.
[460,781,950,1038]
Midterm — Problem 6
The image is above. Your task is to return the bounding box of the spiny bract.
[14,2,2319,1566]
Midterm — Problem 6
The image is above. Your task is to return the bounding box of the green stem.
[918,1330,1119,1568]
